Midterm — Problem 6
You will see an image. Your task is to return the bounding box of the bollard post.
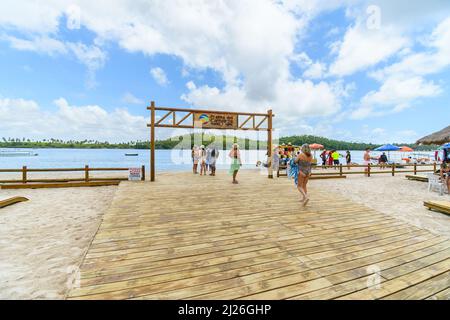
[85,165,89,182]
[22,166,27,183]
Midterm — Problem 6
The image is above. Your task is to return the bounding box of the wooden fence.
[278,163,438,178]
[0,165,145,184]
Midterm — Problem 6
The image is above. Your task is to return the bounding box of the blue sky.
[0,0,449,143]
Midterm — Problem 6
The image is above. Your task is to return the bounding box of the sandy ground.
[0,186,117,299]
[312,173,450,238]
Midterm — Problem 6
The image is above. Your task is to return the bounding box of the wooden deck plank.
[67,171,450,300]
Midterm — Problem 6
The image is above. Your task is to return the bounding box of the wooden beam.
[239,115,253,129]
[147,106,270,117]
[256,116,268,129]
[176,112,193,126]
[155,111,173,125]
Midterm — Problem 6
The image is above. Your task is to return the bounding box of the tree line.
[0,135,438,151]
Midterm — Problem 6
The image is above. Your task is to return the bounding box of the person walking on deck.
[229,143,242,184]
[209,145,219,176]
[192,145,200,174]
[272,146,280,176]
[205,146,212,173]
[290,144,313,207]
[199,145,207,175]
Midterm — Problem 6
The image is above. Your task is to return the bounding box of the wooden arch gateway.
[147,101,274,181]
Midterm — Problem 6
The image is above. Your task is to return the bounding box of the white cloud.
[329,22,409,76]
[303,62,326,79]
[181,78,343,133]
[352,17,450,120]
[369,17,450,81]
[150,67,169,86]
[0,97,147,142]
[2,35,106,88]
[66,42,107,88]
[2,35,68,55]
[351,76,441,119]
[121,92,144,105]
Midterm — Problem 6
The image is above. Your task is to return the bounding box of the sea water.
[0,148,435,170]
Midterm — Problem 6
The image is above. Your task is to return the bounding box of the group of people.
[319,150,351,168]
[191,143,243,183]
[191,145,219,176]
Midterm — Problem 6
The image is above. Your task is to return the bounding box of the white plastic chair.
[427,173,445,196]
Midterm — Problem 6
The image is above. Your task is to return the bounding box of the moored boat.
[0,150,38,157]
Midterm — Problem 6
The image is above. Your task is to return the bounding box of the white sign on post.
[128,167,142,181]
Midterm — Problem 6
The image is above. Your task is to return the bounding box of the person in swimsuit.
[295,144,313,206]
[363,148,372,176]
[440,159,450,194]
[199,145,207,176]
[229,143,242,184]
[192,145,199,174]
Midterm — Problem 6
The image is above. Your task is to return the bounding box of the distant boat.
[0,150,38,157]
[125,153,139,156]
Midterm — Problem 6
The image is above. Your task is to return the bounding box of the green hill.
[0,135,438,150]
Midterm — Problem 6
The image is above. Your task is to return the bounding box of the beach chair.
[427,173,446,196]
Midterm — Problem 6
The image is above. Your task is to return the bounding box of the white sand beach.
[312,173,450,238]
[0,186,117,299]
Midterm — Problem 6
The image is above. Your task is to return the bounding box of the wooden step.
[0,181,121,190]
[0,196,29,208]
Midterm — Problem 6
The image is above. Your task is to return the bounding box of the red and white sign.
[128,167,142,181]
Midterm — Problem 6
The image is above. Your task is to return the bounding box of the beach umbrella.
[309,143,324,150]
[400,146,413,152]
[375,144,401,162]
[442,142,450,149]
[309,143,324,159]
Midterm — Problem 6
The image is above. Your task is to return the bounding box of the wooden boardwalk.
[68,170,450,300]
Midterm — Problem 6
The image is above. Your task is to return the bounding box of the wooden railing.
[0,165,145,184]
[277,163,439,178]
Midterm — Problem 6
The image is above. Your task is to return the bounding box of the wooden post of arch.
[150,101,156,182]
[267,109,273,179]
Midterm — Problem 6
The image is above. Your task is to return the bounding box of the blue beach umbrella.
[441,142,450,149]
[374,144,401,162]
